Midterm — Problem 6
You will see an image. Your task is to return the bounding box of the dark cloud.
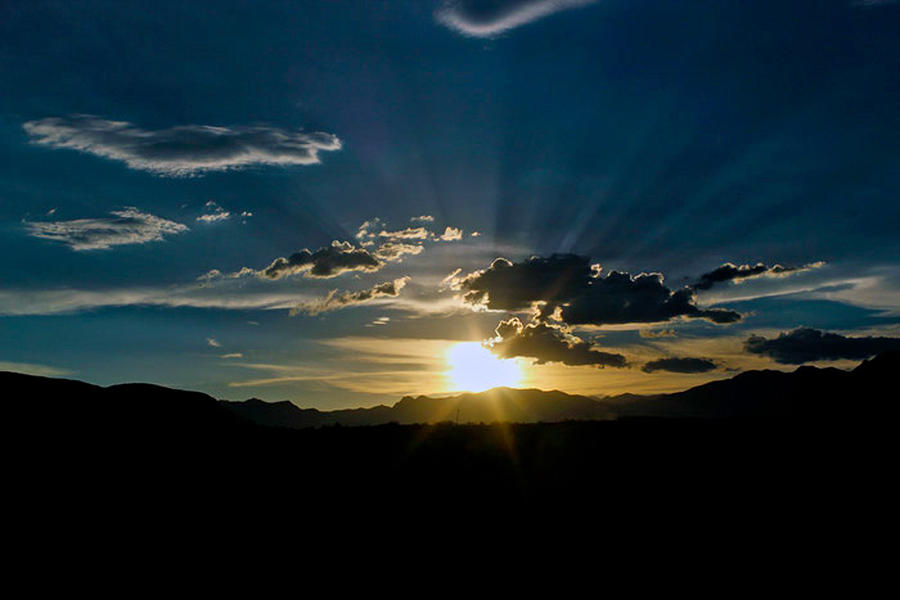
[561,272,742,326]
[490,317,627,368]
[642,357,718,374]
[693,261,825,291]
[745,328,900,364]
[26,207,188,250]
[291,277,410,316]
[23,115,341,176]
[459,254,741,326]
[260,241,382,279]
[459,254,594,311]
[229,215,465,282]
[436,0,597,37]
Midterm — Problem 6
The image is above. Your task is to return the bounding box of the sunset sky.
[1,0,898,408]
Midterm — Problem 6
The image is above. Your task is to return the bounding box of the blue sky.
[1,0,898,408]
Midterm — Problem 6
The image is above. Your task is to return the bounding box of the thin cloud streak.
[26,208,188,250]
[436,0,598,37]
[23,115,341,176]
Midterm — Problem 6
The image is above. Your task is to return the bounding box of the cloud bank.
[745,328,900,364]
[23,115,341,176]
[458,254,741,326]
[26,208,188,250]
[436,0,597,37]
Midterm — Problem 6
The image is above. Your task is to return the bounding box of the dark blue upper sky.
[1,1,898,407]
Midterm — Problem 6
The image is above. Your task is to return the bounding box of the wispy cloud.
[692,261,825,291]
[26,207,188,250]
[291,277,411,316]
[23,115,341,176]
[0,285,316,316]
[436,0,597,37]
[0,361,71,377]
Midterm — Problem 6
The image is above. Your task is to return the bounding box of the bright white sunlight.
[445,342,523,393]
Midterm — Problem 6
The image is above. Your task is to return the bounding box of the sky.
[1,0,898,409]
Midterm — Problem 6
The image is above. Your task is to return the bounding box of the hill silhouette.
[224,387,614,428]
[223,351,899,427]
[4,354,896,529]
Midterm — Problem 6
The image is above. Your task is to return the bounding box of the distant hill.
[223,387,613,429]
[4,354,896,522]
[3,352,896,435]
[222,351,899,428]
[2,371,247,439]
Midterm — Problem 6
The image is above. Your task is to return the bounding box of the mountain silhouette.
[3,352,896,436]
[5,353,896,527]
[223,351,899,427]
[223,387,614,428]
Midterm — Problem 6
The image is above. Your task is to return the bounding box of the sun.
[446,342,523,393]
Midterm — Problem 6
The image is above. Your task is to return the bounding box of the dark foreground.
[4,360,896,542]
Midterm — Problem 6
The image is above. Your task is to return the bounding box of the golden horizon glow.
[445,342,523,393]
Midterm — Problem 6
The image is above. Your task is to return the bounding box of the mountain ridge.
[224,351,899,427]
[3,351,896,431]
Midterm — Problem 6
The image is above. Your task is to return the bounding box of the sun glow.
[446,342,523,392]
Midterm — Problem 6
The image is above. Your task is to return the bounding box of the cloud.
[23,115,341,176]
[640,328,676,338]
[744,328,900,364]
[207,338,221,348]
[0,361,71,377]
[291,277,410,316]
[365,316,391,328]
[459,254,741,326]
[642,357,718,374]
[355,218,382,244]
[693,261,825,291]
[220,353,243,359]
[26,207,188,250]
[233,217,469,282]
[196,212,229,223]
[436,0,598,37]
[378,226,430,240]
[410,215,435,223]
[0,285,322,315]
[260,241,383,279]
[197,200,230,223]
[373,241,424,261]
[434,226,463,241]
[489,317,627,367]
[562,271,742,325]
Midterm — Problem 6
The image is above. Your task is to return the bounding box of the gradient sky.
[1,0,898,408]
